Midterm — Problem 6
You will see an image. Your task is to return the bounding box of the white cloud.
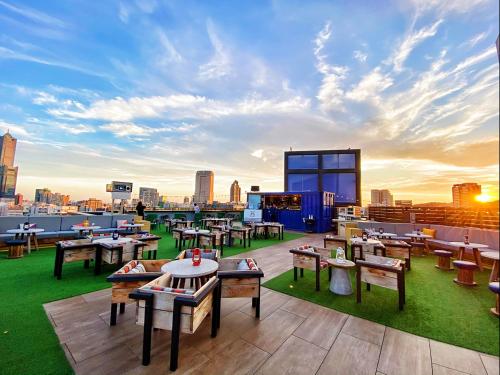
[32,91,57,105]
[57,124,96,135]
[0,0,66,28]
[389,19,443,72]
[198,19,232,80]
[157,30,183,63]
[118,2,130,23]
[134,0,158,13]
[346,68,393,102]
[410,0,491,16]
[0,120,31,137]
[47,94,310,122]
[353,50,367,62]
[465,32,488,48]
[313,22,349,111]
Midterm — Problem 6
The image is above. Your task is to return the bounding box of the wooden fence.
[368,206,499,230]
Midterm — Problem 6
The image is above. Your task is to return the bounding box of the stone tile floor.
[44,234,500,375]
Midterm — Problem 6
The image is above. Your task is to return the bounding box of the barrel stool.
[452,260,478,286]
[6,239,27,259]
[410,242,425,257]
[489,282,499,317]
[434,250,453,271]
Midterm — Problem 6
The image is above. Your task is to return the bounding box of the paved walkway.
[44,234,499,375]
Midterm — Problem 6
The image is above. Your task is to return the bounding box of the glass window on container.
[287,154,318,169]
[322,154,339,169]
[288,174,318,191]
[323,153,356,169]
[247,194,261,209]
[322,173,356,203]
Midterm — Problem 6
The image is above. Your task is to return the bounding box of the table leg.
[33,234,39,250]
[490,260,499,282]
[329,267,353,295]
[27,234,32,254]
[458,247,465,260]
[473,248,483,272]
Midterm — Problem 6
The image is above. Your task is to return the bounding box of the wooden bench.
[130,274,221,372]
[106,259,170,326]
[356,254,406,311]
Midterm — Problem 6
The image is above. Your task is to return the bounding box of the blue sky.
[0,0,498,203]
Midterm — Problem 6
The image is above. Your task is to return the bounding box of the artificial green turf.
[0,227,303,375]
[264,254,500,356]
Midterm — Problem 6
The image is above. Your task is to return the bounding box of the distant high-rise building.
[395,200,412,207]
[452,183,481,208]
[139,187,159,208]
[370,189,394,206]
[84,198,103,211]
[230,180,241,203]
[14,193,23,205]
[194,171,214,204]
[0,131,18,198]
[35,188,52,203]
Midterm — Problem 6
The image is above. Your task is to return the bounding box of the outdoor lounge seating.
[350,243,386,262]
[217,257,264,318]
[6,238,26,259]
[381,240,412,270]
[129,273,221,371]
[489,282,499,317]
[54,239,99,279]
[290,246,332,291]
[323,235,347,251]
[198,232,225,254]
[356,254,406,311]
[106,259,170,326]
[453,260,478,286]
[434,249,453,271]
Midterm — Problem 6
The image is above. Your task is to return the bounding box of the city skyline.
[0,1,498,203]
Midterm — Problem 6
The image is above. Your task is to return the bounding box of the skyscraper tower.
[193,171,214,204]
[230,180,241,203]
[0,131,18,198]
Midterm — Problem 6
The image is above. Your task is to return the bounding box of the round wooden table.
[327,258,356,295]
[481,251,499,282]
[161,258,219,290]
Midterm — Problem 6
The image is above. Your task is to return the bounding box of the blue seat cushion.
[434,250,453,257]
[489,282,500,294]
[452,260,478,270]
[6,239,27,245]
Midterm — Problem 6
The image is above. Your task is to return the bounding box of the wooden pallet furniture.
[227,227,252,248]
[350,243,386,262]
[125,233,161,259]
[129,273,221,372]
[290,246,332,291]
[381,239,412,271]
[54,239,100,280]
[99,241,146,265]
[323,236,347,251]
[106,259,170,326]
[356,254,406,311]
[217,258,264,318]
[198,232,225,255]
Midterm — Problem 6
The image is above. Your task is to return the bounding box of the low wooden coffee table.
[327,258,355,295]
[481,252,499,282]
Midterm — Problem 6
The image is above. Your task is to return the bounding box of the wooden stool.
[410,242,425,257]
[6,239,27,259]
[434,250,453,271]
[488,282,499,317]
[453,260,478,287]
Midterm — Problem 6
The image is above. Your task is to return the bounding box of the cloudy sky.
[0,0,498,203]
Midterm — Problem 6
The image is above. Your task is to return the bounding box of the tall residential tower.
[0,131,18,198]
[230,180,241,203]
[193,171,214,204]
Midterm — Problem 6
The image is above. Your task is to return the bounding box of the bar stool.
[489,282,499,317]
[434,250,453,271]
[6,239,27,259]
[452,260,478,286]
[410,242,425,257]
